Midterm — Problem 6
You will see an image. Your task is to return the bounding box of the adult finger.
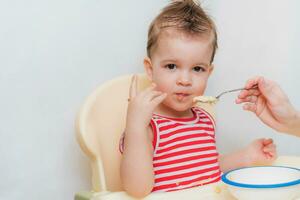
[236,95,258,104]
[238,88,261,99]
[245,76,261,89]
[242,103,257,112]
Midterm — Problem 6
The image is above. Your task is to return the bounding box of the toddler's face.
[144,30,214,112]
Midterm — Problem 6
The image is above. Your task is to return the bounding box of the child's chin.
[162,100,193,112]
[171,104,193,112]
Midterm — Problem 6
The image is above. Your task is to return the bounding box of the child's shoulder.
[192,106,207,115]
[192,106,215,119]
[192,106,216,127]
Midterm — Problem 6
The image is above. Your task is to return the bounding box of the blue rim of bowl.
[222,166,300,188]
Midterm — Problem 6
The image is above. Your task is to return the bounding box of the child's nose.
[176,72,192,86]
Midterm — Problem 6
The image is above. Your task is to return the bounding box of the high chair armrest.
[75,191,95,200]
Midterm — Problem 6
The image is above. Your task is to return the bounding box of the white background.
[0,0,299,199]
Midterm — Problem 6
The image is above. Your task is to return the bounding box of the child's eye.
[165,64,177,70]
[193,66,206,72]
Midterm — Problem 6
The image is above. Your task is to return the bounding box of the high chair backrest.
[75,74,216,193]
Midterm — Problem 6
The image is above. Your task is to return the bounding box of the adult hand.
[236,76,300,136]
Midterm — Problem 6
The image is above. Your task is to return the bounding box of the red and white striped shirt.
[150,107,221,192]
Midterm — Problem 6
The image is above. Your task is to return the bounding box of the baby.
[120,0,277,198]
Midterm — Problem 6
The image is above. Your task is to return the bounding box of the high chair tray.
[77,155,300,200]
[91,180,300,200]
[91,182,236,200]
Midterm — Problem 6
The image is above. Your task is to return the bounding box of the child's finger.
[263,145,275,153]
[265,150,276,160]
[145,90,163,101]
[139,83,157,98]
[151,93,167,108]
[262,143,276,158]
[266,152,274,160]
[263,138,273,146]
[265,142,276,149]
[129,75,138,99]
[271,151,277,159]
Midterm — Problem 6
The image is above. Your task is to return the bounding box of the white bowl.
[222,166,300,200]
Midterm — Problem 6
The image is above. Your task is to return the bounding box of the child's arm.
[121,126,154,198]
[120,75,167,198]
[219,138,277,172]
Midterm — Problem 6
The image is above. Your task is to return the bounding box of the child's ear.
[208,64,214,75]
[144,57,153,81]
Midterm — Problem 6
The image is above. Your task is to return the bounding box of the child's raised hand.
[126,75,167,131]
[243,138,277,166]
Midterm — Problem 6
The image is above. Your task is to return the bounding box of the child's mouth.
[175,93,190,101]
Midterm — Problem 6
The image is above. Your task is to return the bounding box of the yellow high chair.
[75,74,300,200]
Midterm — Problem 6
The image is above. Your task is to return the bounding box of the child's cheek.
[156,83,173,95]
[151,79,165,92]
[197,87,206,96]
[155,84,171,94]
[196,82,208,95]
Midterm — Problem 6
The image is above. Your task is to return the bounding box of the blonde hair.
[147,0,218,63]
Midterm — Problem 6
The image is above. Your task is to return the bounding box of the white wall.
[0,1,299,200]
[209,0,300,155]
